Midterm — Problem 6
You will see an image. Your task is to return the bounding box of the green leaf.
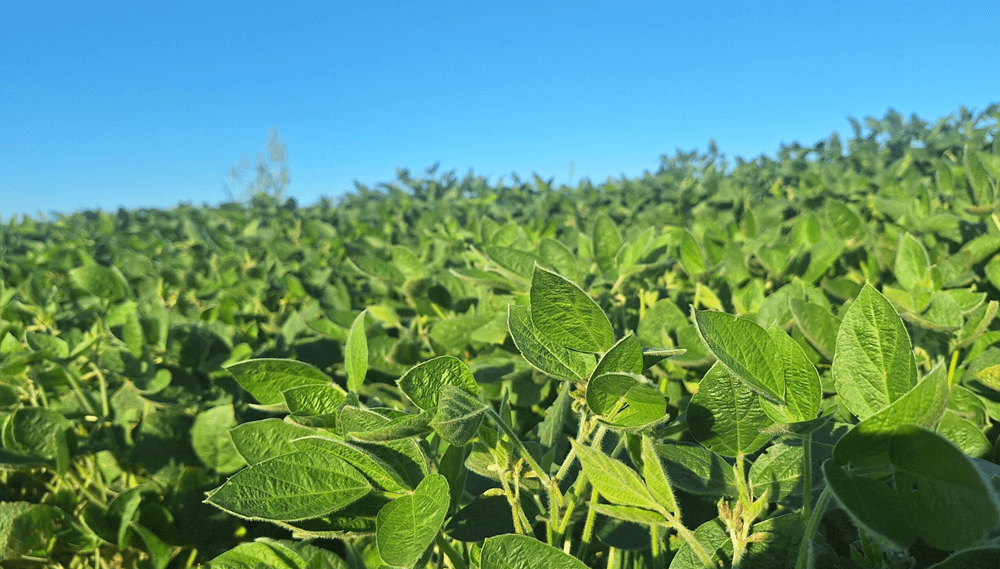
[25,332,70,359]
[637,298,689,346]
[592,213,622,279]
[761,324,821,423]
[894,233,932,290]
[641,347,686,370]
[789,298,840,361]
[748,442,808,502]
[694,310,783,404]
[538,237,579,284]
[430,385,488,446]
[973,363,1000,391]
[616,226,653,275]
[529,264,614,353]
[912,290,964,332]
[832,284,917,420]
[0,503,72,561]
[586,372,667,429]
[834,366,950,468]
[640,435,678,515]
[825,426,1000,551]
[229,419,318,465]
[191,404,246,475]
[485,245,539,279]
[283,384,347,427]
[507,304,595,382]
[481,534,589,569]
[432,313,508,352]
[589,503,666,526]
[668,518,731,569]
[679,229,706,278]
[345,310,368,393]
[11,408,73,467]
[687,363,774,457]
[376,474,449,568]
[226,359,334,406]
[69,264,131,302]
[397,356,478,411]
[591,333,644,379]
[570,439,660,513]
[826,201,867,246]
[927,546,1000,569]
[936,411,992,459]
[205,451,371,522]
[656,443,737,496]
[293,436,425,492]
[347,413,433,443]
[204,541,305,569]
[801,238,845,283]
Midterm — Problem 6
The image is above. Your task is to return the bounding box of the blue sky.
[3,1,998,219]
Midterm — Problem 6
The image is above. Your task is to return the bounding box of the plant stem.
[61,363,97,415]
[93,362,110,417]
[548,480,560,546]
[435,534,468,569]
[947,349,959,386]
[488,408,551,488]
[575,486,600,561]
[669,519,718,569]
[801,433,813,520]
[497,471,524,535]
[651,525,664,569]
[794,486,833,569]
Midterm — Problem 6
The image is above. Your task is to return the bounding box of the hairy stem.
[795,486,833,569]
[575,486,600,561]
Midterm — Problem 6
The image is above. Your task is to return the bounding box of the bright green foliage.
[694,311,821,422]
[206,539,349,569]
[825,426,1000,550]
[592,213,622,280]
[482,534,589,569]
[895,233,933,290]
[640,435,679,515]
[397,355,478,411]
[191,404,246,474]
[529,265,614,352]
[507,304,595,382]
[832,365,950,468]
[226,359,336,406]
[586,372,667,428]
[4,105,1000,568]
[789,298,840,360]
[695,311,784,403]
[832,284,918,420]
[345,310,369,392]
[205,451,371,521]
[572,439,662,512]
[376,474,449,567]
[687,363,774,456]
[229,419,317,465]
[591,333,644,379]
[69,264,131,302]
[679,229,706,278]
[430,384,488,445]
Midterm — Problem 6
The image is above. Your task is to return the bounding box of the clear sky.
[3,1,998,219]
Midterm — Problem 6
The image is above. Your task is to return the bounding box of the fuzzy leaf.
[832,284,917,420]
[529,264,614,353]
[205,451,371,522]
